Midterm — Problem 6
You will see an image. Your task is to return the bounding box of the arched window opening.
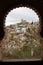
[2,7,41,59]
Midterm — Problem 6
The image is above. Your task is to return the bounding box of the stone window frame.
[0,3,42,61]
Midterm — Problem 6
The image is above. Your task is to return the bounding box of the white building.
[21,27,26,33]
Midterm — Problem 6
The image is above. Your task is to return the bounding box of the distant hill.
[1,19,41,59]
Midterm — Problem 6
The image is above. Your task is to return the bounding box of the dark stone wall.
[0,0,43,40]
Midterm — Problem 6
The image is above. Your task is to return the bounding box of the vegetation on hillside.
[1,19,41,59]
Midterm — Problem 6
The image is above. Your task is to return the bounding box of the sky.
[5,7,39,26]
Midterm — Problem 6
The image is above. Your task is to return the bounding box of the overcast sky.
[5,7,39,26]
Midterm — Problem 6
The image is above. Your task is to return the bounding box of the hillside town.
[1,19,41,59]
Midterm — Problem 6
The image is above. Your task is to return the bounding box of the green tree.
[26,28,30,32]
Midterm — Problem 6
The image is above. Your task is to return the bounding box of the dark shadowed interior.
[0,0,43,61]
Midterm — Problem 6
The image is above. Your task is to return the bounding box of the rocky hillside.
[1,20,41,59]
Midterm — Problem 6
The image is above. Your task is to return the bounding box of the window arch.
[1,6,42,60]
